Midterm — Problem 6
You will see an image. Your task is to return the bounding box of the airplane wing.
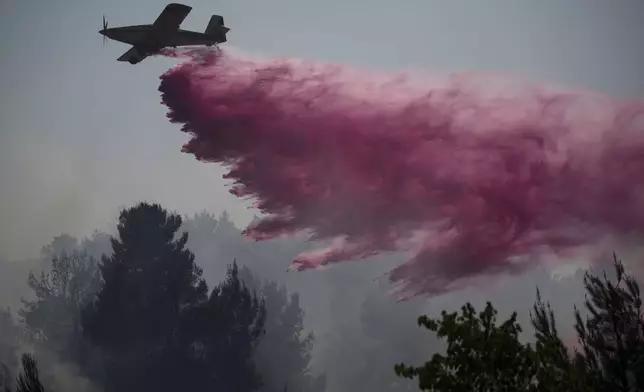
[151,3,192,32]
[117,46,147,64]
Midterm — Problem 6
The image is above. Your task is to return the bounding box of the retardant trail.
[158,48,644,299]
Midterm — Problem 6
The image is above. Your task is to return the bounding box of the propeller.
[102,15,108,47]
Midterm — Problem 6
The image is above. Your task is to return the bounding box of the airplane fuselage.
[99,3,229,64]
[101,25,220,51]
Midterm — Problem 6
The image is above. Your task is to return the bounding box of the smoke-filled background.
[2,1,644,391]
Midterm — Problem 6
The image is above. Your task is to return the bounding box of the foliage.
[20,251,101,363]
[81,202,209,392]
[0,353,46,392]
[395,253,644,392]
[395,302,541,391]
[182,212,324,392]
[184,261,267,392]
[530,289,595,392]
[573,253,644,392]
[81,203,266,392]
[15,354,44,392]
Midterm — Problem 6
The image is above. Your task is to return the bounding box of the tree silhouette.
[396,253,644,392]
[81,202,208,392]
[80,203,268,392]
[573,253,644,391]
[395,302,543,391]
[530,289,596,392]
[15,354,44,392]
[183,260,267,392]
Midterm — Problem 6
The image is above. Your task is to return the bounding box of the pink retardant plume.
[158,48,644,299]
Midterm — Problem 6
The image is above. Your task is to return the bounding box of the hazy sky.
[1,0,644,260]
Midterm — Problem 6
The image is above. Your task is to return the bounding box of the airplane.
[99,3,230,64]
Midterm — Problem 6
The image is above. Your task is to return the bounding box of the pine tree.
[185,261,267,392]
[573,254,644,391]
[530,289,596,392]
[15,354,44,392]
[81,202,208,392]
[396,253,644,392]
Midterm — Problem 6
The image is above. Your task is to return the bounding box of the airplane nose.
[99,29,106,35]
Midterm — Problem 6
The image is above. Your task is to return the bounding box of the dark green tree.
[239,266,325,392]
[81,202,208,392]
[15,354,44,392]
[396,253,644,392]
[530,289,596,392]
[184,261,267,392]
[395,302,543,391]
[573,254,644,392]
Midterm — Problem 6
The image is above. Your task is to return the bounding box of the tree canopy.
[12,200,644,392]
[395,254,644,392]
[80,202,266,392]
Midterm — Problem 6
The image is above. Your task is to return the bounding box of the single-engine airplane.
[99,3,229,64]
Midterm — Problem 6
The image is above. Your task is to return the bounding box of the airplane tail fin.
[205,15,229,42]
